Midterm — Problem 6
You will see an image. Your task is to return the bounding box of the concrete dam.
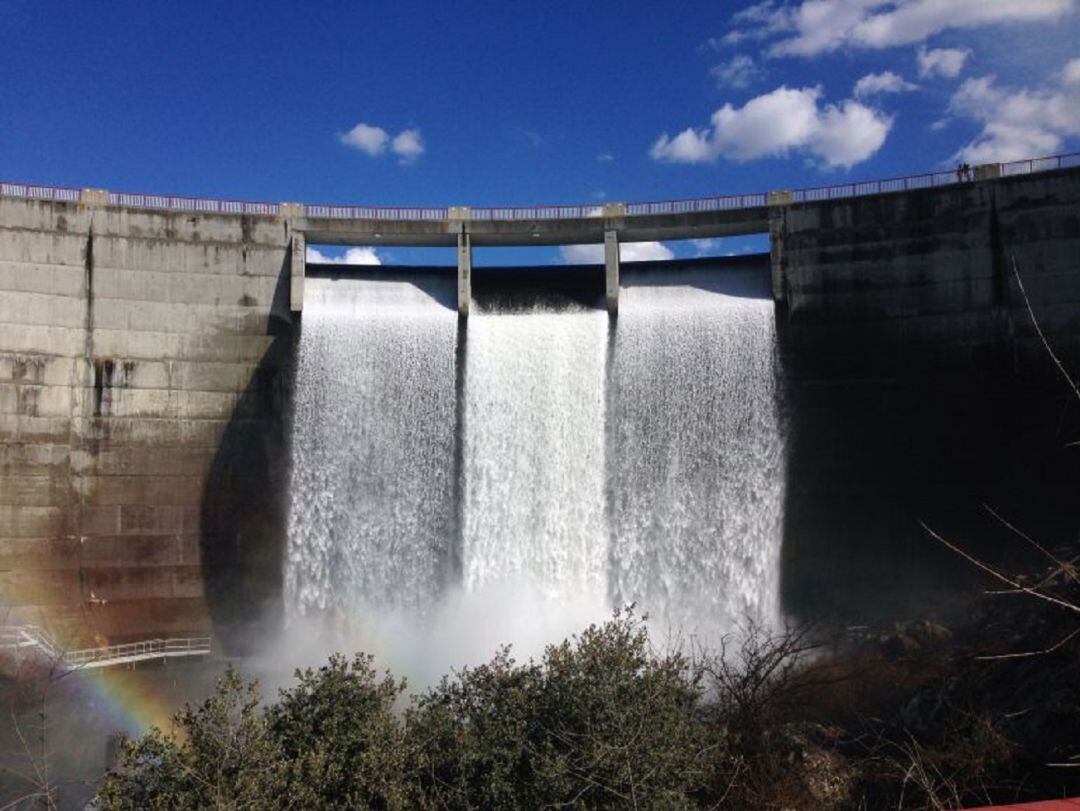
[2,155,1079,663]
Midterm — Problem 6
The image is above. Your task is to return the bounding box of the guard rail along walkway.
[3,152,1075,221]
[1,625,212,671]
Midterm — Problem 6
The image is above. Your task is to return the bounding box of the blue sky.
[2,0,1077,265]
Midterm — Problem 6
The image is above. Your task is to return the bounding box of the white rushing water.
[286,276,458,622]
[460,304,612,648]
[610,267,786,643]
[285,264,786,681]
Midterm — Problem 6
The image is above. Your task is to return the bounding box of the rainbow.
[72,666,183,738]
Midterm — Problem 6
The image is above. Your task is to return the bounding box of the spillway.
[286,263,786,674]
[460,303,612,648]
[609,267,786,640]
[286,275,459,620]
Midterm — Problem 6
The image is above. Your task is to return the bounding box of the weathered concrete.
[0,196,292,649]
[768,205,787,303]
[776,165,1080,377]
[604,230,619,316]
[457,228,472,316]
[774,167,1080,624]
[290,233,305,313]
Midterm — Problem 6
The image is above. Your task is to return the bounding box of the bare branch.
[975,627,1080,661]
[981,504,1064,571]
[920,522,1080,616]
[1012,255,1080,405]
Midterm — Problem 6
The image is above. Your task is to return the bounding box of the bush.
[405,610,712,809]
[93,596,1080,810]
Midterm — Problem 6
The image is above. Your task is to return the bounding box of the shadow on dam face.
[776,315,1080,625]
[199,255,295,656]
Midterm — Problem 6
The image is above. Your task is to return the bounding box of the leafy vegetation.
[93,589,1079,810]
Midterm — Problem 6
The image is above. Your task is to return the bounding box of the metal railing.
[107,191,279,216]
[790,170,958,203]
[626,192,769,217]
[0,625,64,659]
[0,182,81,203]
[65,636,212,668]
[1,151,1077,222]
[1,625,211,671]
[471,204,605,221]
[302,204,447,220]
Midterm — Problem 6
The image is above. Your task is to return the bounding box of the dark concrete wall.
[775,167,1080,623]
[778,166,1080,377]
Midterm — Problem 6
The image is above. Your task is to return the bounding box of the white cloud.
[340,123,425,163]
[306,246,383,265]
[391,128,425,163]
[950,63,1080,163]
[725,0,1073,57]
[650,85,892,169]
[597,152,615,162]
[710,54,763,88]
[339,123,390,156]
[721,1,795,45]
[560,242,674,264]
[917,46,971,79]
[1063,58,1080,85]
[853,70,917,98]
[691,238,724,255]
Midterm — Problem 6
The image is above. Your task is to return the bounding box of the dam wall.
[778,166,1080,377]
[0,196,293,646]
[1,161,1078,648]
[776,168,1080,620]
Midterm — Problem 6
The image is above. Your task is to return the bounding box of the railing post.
[80,188,108,207]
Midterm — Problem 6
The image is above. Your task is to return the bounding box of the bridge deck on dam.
[3,152,1076,246]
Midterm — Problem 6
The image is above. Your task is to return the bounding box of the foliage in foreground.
[94,591,1080,810]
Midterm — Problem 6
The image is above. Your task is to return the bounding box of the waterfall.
[461,304,611,644]
[285,262,785,677]
[285,275,458,621]
[608,266,786,642]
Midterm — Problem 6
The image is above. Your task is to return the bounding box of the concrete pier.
[768,206,786,304]
[604,230,620,316]
[291,232,305,313]
[457,228,472,316]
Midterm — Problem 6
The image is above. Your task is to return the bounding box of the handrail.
[1,625,212,671]
[1,151,1077,222]
[107,191,279,216]
[302,204,447,221]
[0,182,81,203]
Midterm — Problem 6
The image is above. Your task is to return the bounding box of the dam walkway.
[0,625,212,671]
